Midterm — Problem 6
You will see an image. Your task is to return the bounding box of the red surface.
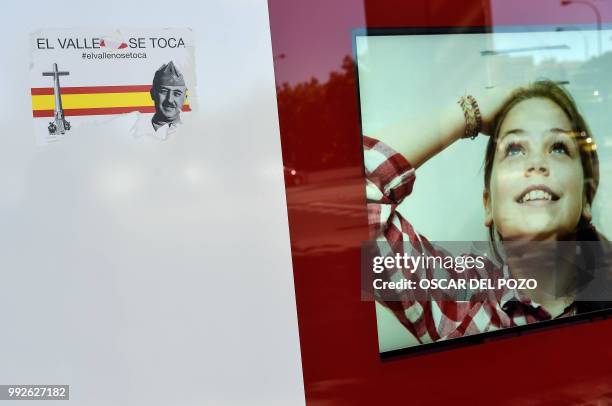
[268,0,612,404]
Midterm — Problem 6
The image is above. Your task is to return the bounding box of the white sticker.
[30,28,196,145]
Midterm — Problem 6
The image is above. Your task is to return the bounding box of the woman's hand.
[476,86,517,136]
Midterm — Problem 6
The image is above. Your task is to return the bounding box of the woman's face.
[484,97,590,240]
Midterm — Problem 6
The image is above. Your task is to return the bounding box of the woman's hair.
[483,80,600,242]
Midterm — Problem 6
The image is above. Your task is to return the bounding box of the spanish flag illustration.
[31,84,191,117]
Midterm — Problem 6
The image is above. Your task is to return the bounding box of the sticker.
[30,29,196,144]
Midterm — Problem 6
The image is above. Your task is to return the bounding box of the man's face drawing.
[151,85,187,121]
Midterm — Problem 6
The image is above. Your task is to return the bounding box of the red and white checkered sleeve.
[364,136,434,342]
[363,135,417,242]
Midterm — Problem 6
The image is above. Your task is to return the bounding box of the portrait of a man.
[150,61,187,132]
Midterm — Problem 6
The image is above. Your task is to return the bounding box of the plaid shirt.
[364,135,576,345]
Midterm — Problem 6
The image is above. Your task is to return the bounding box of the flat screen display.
[355,26,612,355]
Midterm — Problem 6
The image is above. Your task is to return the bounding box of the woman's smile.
[515,184,560,206]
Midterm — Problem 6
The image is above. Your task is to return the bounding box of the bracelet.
[457,95,482,139]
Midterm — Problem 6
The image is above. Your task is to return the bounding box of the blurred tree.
[276,56,360,171]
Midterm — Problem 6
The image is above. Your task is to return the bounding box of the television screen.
[354,26,612,355]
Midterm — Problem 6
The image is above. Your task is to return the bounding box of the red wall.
[268,0,612,404]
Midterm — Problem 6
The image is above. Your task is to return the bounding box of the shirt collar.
[152,114,182,131]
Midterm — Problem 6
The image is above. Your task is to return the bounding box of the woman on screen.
[366,80,608,345]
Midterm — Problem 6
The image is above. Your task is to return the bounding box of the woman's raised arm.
[373,88,513,169]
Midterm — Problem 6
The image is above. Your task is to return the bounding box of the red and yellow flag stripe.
[31,85,191,117]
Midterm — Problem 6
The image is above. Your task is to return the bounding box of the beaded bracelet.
[457,95,482,139]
